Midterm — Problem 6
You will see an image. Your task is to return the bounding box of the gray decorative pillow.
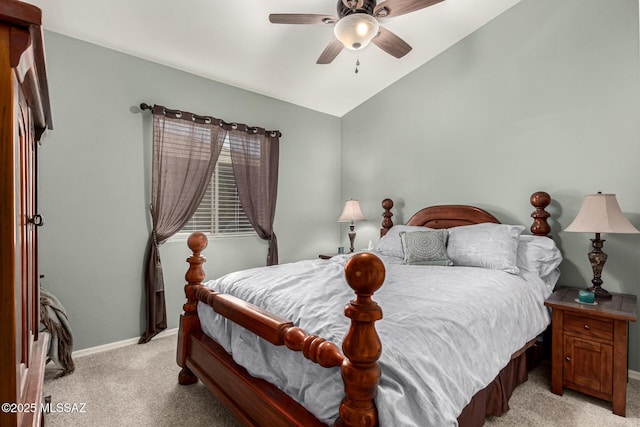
[378,225,435,258]
[399,230,453,266]
[447,223,525,274]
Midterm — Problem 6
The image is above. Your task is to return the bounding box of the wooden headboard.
[381,191,551,237]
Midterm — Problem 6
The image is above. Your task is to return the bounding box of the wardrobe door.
[17,90,40,368]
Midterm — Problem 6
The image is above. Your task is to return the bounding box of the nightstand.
[544,286,637,416]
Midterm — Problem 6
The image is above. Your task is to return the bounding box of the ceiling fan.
[269,0,445,64]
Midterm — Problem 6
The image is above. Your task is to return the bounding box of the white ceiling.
[24,0,521,117]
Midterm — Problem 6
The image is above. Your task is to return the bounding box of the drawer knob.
[565,356,571,362]
[583,324,590,330]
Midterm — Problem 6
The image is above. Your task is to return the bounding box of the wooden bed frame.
[176,191,552,427]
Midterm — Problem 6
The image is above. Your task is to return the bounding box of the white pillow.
[517,235,563,287]
[447,223,525,274]
[377,225,434,258]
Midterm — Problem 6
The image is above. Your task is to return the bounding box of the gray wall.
[39,32,342,350]
[342,0,640,370]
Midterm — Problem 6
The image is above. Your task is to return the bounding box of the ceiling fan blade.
[269,14,337,25]
[316,39,344,64]
[374,0,445,18]
[372,26,412,58]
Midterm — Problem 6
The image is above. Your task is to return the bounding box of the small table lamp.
[338,199,366,253]
[565,192,639,298]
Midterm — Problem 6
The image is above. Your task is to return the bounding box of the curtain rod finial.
[140,103,152,112]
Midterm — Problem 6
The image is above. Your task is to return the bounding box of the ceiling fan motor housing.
[337,0,377,17]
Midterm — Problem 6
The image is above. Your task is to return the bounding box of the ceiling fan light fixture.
[333,13,379,50]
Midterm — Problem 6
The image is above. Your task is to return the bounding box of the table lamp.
[565,192,639,298]
[338,199,366,253]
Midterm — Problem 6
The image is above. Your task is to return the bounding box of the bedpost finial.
[344,252,385,297]
[530,191,551,209]
[530,191,551,237]
[185,232,208,297]
[188,232,208,253]
[381,198,394,237]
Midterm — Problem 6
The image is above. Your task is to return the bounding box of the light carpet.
[43,335,640,426]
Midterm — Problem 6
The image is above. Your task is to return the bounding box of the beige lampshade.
[565,193,640,234]
[337,199,366,223]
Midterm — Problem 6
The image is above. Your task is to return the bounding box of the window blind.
[180,142,254,236]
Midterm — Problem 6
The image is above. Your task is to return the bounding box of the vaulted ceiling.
[24,0,521,117]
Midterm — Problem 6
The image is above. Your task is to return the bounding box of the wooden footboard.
[177,232,385,427]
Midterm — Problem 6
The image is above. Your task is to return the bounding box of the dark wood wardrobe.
[0,1,52,426]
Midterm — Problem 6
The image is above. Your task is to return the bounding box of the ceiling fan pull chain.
[355,58,360,74]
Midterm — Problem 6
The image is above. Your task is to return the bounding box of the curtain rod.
[139,103,281,138]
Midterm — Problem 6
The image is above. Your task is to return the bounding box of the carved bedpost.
[337,253,385,427]
[530,191,551,237]
[380,198,394,237]
[177,232,208,385]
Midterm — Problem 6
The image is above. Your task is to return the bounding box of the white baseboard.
[629,369,640,381]
[72,328,178,358]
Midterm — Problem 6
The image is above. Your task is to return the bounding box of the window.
[179,137,255,237]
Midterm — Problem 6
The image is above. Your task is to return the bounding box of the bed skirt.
[457,339,538,427]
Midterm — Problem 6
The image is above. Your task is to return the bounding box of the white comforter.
[197,252,551,426]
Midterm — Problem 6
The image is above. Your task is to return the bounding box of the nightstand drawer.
[564,313,613,341]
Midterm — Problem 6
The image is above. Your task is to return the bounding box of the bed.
[176,191,562,426]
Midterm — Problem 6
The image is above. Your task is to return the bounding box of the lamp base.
[348,227,356,253]
[588,285,612,299]
[587,233,612,300]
